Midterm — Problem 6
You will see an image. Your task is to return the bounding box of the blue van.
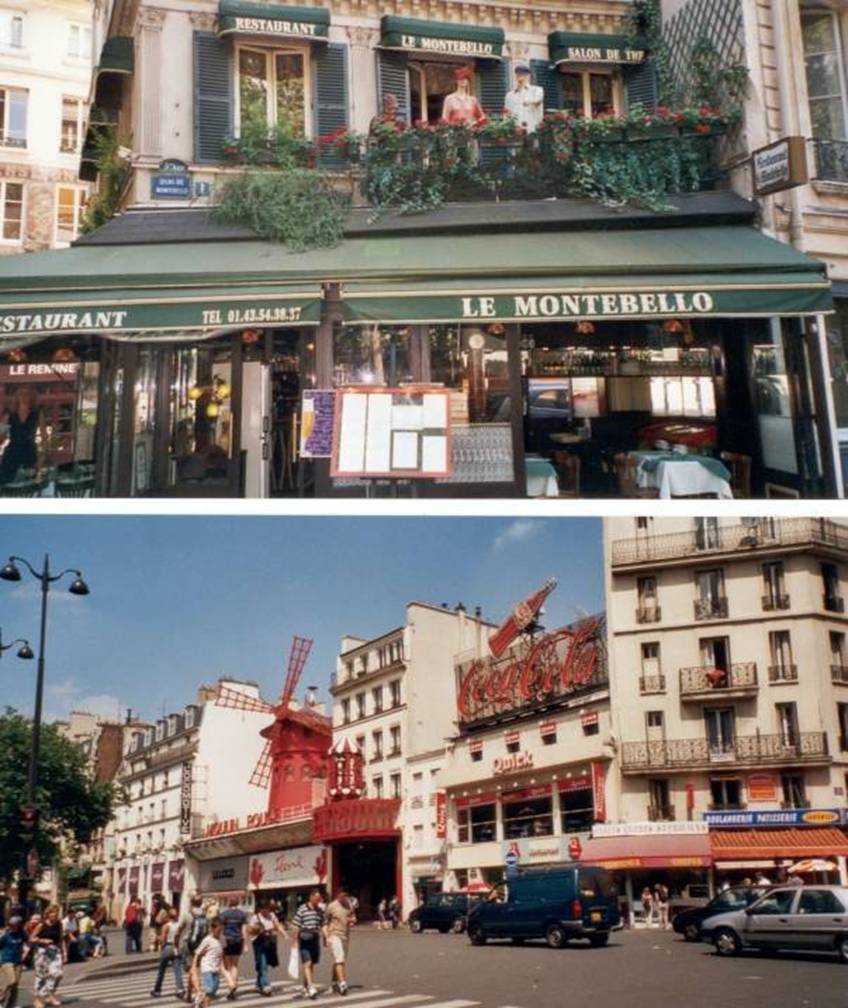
[466,864,620,948]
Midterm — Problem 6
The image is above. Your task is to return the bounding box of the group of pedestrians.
[0,903,83,1008]
[640,884,671,929]
[374,897,400,930]
[136,887,357,1005]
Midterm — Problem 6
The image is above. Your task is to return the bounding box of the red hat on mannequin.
[454,66,474,81]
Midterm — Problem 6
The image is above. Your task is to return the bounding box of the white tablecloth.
[637,459,733,499]
[526,472,560,497]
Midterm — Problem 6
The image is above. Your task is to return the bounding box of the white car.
[700,885,848,962]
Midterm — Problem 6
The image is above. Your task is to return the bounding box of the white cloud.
[492,519,545,552]
[44,677,123,722]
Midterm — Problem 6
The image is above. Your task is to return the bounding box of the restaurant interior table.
[632,451,733,499]
[525,456,560,497]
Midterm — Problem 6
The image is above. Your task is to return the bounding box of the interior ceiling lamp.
[52,347,77,362]
[241,328,261,344]
[187,374,232,417]
[575,320,596,335]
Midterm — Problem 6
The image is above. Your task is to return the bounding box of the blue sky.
[0,517,603,723]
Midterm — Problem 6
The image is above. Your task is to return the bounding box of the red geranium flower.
[695,123,711,134]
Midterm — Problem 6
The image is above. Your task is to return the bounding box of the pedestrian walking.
[653,884,670,930]
[149,897,169,953]
[640,887,654,927]
[388,896,399,930]
[218,896,248,1001]
[29,905,65,1008]
[375,899,388,931]
[326,888,356,996]
[149,908,186,1000]
[124,899,144,953]
[291,889,326,1000]
[179,896,209,1006]
[754,871,772,885]
[0,915,28,1008]
[191,917,224,1008]
[250,900,286,997]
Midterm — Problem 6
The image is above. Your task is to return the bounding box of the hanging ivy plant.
[80,128,131,234]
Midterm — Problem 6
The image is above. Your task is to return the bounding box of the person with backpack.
[0,916,28,1008]
[179,897,208,1006]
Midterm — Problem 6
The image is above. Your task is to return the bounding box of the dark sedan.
[673,886,770,941]
[409,893,481,934]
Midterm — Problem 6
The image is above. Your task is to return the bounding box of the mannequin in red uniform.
[441,66,486,126]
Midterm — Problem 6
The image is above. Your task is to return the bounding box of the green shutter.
[625,59,659,112]
[193,32,233,164]
[530,59,560,113]
[377,50,410,124]
[314,43,349,167]
[476,60,509,118]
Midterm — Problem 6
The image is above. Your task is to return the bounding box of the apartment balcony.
[611,518,848,569]
[636,606,662,624]
[761,593,790,611]
[824,595,845,614]
[621,732,830,774]
[768,664,798,684]
[831,665,848,684]
[647,804,675,822]
[639,674,666,696]
[694,597,728,621]
[679,662,758,701]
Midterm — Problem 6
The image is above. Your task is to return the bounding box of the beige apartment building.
[604,516,848,892]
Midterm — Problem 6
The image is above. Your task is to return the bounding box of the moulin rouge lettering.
[456,618,605,723]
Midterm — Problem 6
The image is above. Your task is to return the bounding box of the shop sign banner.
[559,773,592,793]
[179,761,192,837]
[399,33,495,56]
[167,860,184,892]
[752,136,808,197]
[456,614,606,726]
[748,774,778,802]
[461,291,717,321]
[0,362,79,383]
[151,862,165,892]
[248,845,327,889]
[117,867,127,894]
[435,792,447,838]
[593,821,708,837]
[704,808,842,828]
[300,390,336,458]
[128,866,140,895]
[591,762,606,823]
[493,751,534,776]
[489,579,557,658]
[313,797,401,842]
[455,791,498,809]
[558,44,645,63]
[199,856,248,892]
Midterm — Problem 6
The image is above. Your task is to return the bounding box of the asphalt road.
[20,927,848,1008]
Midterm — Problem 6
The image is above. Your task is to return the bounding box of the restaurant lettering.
[564,46,644,63]
[493,751,534,776]
[0,310,128,333]
[232,15,319,36]
[460,291,715,320]
[399,34,495,55]
[456,615,606,725]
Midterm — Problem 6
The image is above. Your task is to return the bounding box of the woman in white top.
[149,907,185,999]
[250,901,287,996]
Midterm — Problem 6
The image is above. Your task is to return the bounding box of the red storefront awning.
[711,828,848,861]
[581,833,712,870]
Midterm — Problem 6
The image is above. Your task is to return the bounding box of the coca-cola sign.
[456,615,606,726]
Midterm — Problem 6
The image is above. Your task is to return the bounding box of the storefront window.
[238,46,306,135]
[410,62,457,124]
[559,71,617,118]
[560,787,594,832]
[502,796,553,839]
[828,300,848,430]
[751,324,798,474]
[457,803,497,844]
[132,349,157,494]
[333,327,413,387]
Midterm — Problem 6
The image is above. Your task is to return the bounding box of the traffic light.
[19,804,37,842]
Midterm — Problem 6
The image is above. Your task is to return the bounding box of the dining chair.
[551,452,580,498]
[720,451,751,498]
[614,453,659,499]
[55,477,95,498]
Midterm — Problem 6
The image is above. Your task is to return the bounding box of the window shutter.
[476,59,509,118]
[314,42,349,168]
[377,50,410,124]
[530,59,560,113]
[193,32,232,164]
[625,59,658,112]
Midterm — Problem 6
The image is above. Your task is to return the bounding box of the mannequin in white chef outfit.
[503,62,544,133]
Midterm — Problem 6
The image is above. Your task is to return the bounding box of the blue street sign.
[151,173,192,199]
[194,180,211,197]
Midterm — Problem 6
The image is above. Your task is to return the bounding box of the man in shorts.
[325,888,356,996]
[291,891,326,1000]
[218,897,248,1000]
[192,917,224,1008]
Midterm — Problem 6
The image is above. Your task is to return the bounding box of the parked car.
[668,883,712,925]
[466,864,620,949]
[409,893,481,934]
[673,886,770,941]
[701,885,848,961]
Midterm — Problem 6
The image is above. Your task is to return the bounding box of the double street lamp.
[0,555,90,913]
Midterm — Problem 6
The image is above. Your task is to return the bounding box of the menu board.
[299,390,336,458]
[331,388,451,479]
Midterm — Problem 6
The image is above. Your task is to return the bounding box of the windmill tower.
[216,636,332,814]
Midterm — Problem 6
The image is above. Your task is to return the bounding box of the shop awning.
[548,32,647,67]
[217,0,330,40]
[97,36,134,76]
[711,828,848,861]
[380,15,504,59]
[339,227,832,324]
[581,833,712,869]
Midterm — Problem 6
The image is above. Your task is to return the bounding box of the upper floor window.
[341,698,351,725]
[372,686,383,714]
[560,70,620,118]
[801,9,847,142]
[67,22,92,59]
[0,180,23,243]
[389,679,401,707]
[0,11,23,48]
[355,692,365,719]
[0,86,27,148]
[237,46,308,137]
[55,185,86,245]
[61,97,85,153]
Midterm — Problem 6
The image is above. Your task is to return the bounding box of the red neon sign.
[457,616,606,725]
[489,578,558,658]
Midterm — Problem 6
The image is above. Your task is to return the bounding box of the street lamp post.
[0,554,90,913]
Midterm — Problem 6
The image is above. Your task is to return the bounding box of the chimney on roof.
[305,686,318,708]
[441,602,448,608]
[474,606,482,619]
[125,708,133,724]
[455,602,466,613]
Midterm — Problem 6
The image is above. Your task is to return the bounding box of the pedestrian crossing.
[64,971,499,1008]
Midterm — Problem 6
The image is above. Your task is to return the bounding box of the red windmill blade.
[249,740,273,788]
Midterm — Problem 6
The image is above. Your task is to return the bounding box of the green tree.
[0,709,121,886]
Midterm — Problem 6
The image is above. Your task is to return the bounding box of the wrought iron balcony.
[636,606,662,623]
[694,596,728,620]
[812,138,848,184]
[761,593,790,611]
[611,518,848,567]
[679,662,757,698]
[824,595,845,613]
[831,665,848,684]
[647,804,675,822]
[621,732,829,773]
[768,664,798,683]
[639,674,666,695]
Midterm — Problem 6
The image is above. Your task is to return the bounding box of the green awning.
[218,1,329,41]
[548,32,647,67]
[336,227,832,324]
[380,15,504,59]
[97,36,134,76]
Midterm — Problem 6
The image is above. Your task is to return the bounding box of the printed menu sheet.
[331,388,452,478]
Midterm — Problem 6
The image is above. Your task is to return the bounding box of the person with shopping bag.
[249,900,286,997]
[290,891,327,1000]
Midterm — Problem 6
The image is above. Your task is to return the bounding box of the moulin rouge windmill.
[216,636,332,813]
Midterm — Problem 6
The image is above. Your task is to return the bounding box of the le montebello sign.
[460,291,716,321]
[456,615,607,727]
[397,34,496,56]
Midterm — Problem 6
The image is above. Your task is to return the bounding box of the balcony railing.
[831,665,848,684]
[639,674,666,695]
[612,518,848,567]
[636,606,662,624]
[761,593,790,611]
[621,732,829,771]
[812,138,848,184]
[824,595,845,613]
[694,597,728,620]
[647,804,675,821]
[768,664,798,683]
[679,662,757,696]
